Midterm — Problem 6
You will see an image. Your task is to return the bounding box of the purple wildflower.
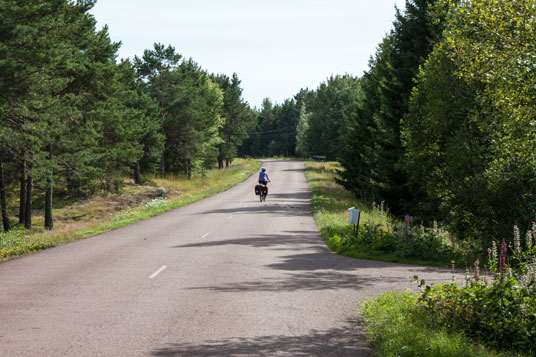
[500,241,507,275]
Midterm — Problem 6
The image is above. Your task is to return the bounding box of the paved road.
[0,160,463,356]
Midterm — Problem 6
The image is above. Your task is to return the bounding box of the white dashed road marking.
[149,265,167,279]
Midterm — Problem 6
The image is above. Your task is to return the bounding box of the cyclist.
[258,167,271,186]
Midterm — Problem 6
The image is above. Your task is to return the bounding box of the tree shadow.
[171,232,318,250]
[151,323,371,356]
[173,232,415,292]
[268,191,311,200]
[196,203,311,217]
[279,168,306,173]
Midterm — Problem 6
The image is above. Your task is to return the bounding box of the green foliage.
[212,73,256,167]
[0,230,54,259]
[403,0,536,246]
[419,278,536,353]
[362,292,522,357]
[339,0,443,213]
[301,75,361,160]
[134,45,225,176]
[327,221,463,267]
[0,1,254,232]
[416,228,536,354]
[240,93,305,158]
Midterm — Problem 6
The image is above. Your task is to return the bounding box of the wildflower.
[513,225,521,254]
[500,241,507,275]
[526,229,533,250]
[491,241,498,267]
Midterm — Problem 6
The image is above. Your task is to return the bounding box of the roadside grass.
[362,292,526,357]
[306,162,391,229]
[0,159,260,261]
[304,161,460,267]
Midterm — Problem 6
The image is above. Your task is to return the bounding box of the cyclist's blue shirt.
[259,172,267,181]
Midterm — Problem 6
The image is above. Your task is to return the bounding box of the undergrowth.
[362,292,524,357]
[363,227,536,356]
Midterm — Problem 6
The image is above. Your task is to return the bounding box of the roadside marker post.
[348,207,360,239]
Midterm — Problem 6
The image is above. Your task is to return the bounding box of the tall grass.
[306,161,392,231]
[0,159,260,261]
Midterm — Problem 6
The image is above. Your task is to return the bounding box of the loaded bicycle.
[255,167,271,202]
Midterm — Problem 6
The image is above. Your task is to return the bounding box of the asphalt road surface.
[0,160,464,356]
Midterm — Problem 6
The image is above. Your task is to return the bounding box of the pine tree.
[213,73,255,168]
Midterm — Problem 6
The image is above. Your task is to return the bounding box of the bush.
[362,292,510,357]
[327,221,463,266]
[416,225,536,353]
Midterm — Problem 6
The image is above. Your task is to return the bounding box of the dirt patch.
[54,186,176,222]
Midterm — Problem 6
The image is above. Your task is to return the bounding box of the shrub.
[328,221,463,266]
[416,224,536,353]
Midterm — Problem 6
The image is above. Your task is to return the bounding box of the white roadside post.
[348,207,361,239]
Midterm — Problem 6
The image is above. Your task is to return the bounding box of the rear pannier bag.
[255,184,263,195]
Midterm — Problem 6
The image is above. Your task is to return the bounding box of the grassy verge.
[0,159,260,261]
[362,292,526,357]
[304,161,463,267]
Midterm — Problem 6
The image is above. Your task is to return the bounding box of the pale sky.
[90,0,406,108]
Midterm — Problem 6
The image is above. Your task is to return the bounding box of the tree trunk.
[44,144,53,230]
[134,161,142,184]
[19,160,26,224]
[0,160,11,232]
[225,160,230,168]
[217,156,224,169]
[160,150,165,177]
[25,175,32,229]
[186,159,192,179]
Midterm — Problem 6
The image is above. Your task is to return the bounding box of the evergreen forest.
[0,0,256,232]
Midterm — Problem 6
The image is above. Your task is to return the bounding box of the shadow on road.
[172,232,416,292]
[196,202,311,217]
[268,191,311,200]
[279,167,306,173]
[151,323,370,356]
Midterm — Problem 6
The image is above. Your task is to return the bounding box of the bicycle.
[255,181,269,202]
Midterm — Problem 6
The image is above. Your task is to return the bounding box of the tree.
[403,0,536,245]
[213,73,255,168]
[338,0,443,213]
[0,157,10,232]
[134,43,182,176]
[304,75,361,160]
[0,0,150,230]
[295,103,311,158]
[0,0,100,228]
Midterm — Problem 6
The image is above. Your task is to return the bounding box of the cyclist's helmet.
[261,167,266,172]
